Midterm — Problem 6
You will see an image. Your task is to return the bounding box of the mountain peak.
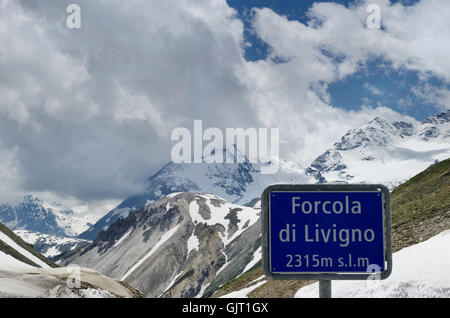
[422,110,450,125]
[368,116,390,127]
[307,110,450,186]
[22,194,41,204]
[80,150,311,240]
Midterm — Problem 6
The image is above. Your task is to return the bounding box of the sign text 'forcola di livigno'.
[262,184,392,280]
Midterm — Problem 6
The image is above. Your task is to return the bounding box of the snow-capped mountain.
[66,193,263,298]
[80,111,450,241]
[0,195,97,238]
[13,230,90,258]
[79,148,311,240]
[306,110,450,188]
[0,222,142,298]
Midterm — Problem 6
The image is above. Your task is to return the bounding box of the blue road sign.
[262,184,392,280]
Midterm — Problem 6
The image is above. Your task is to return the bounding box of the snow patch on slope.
[241,246,262,275]
[0,251,35,271]
[0,266,140,298]
[0,232,49,268]
[113,229,132,248]
[40,201,97,237]
[220,277,266,298]
[188,194,259,246]
[14,230,89,257]
[187,233,199,255]
[295,230,450,298]
[121,224,180,281]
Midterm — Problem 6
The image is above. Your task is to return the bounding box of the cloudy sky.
[0,0,449,215]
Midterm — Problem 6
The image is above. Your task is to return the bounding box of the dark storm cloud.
[0,0,258,201]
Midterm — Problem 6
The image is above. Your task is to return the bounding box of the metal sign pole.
[319,280,332,298]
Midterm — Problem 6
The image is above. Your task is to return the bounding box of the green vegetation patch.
[391,158,450,226]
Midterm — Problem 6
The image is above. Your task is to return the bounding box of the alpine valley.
[1,111,449,298]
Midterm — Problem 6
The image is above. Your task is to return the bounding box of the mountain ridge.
[78,148,310,240]
[306,110,450,187]
[80,110,450,243]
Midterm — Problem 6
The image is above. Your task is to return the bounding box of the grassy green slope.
[390,158,450,252]
[0,222,58,268]
[212,158,450,298]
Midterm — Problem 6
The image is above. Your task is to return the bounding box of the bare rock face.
[66,193,261,298]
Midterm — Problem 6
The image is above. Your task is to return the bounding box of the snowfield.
[308,112,450,188]
[0,266,141,298]
[1,224,141,298]
[40,201,98,237]
[322,144,450,189]
[295,230,450,298]
[14,230,90,258]
[0,251,35,271]
[220,276,266,298]
[0,232,49,268]
[189,194,260,245]
[0,195,98,238]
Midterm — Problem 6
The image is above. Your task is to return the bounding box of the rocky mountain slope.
[0,221,141,298]
[65,193,263,298]
[306,110,450,187]
[212,158,450,297]
[79,148,309,240]
[67,159,450,298]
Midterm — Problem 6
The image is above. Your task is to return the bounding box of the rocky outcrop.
[67,193,261,298]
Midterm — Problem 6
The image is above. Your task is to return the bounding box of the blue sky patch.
[227,0,446,121]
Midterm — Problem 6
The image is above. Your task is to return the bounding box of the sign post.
[261,184,392,298]
[319,280,331,298]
